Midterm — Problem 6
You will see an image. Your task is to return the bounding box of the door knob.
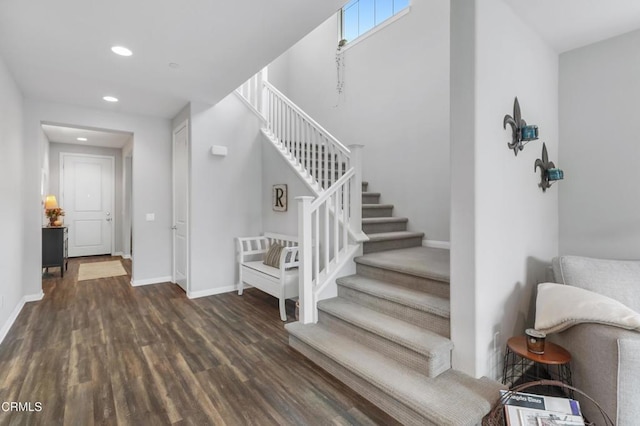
[106,217,112,222]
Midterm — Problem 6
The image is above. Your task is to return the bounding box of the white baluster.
[349,144,364,237]
[333,191,339,261]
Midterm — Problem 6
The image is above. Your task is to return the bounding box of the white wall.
[268,0,451,243]
[450,0,559,379]
[23,99,172,290]
[559,30,640,259]
[261,140,314,236]
[0,55,31,340]
[187,94,263,296]
[48,142,125,254]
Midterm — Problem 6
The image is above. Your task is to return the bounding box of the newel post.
[348,144,364,236]
[297,196,315,324]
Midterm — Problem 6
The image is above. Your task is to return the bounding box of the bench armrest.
[279,246,300,270]
[236,236,269,264]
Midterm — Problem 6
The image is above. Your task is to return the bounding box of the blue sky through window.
[341,0,409,43]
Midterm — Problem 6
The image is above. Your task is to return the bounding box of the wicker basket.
[482,380,614,426]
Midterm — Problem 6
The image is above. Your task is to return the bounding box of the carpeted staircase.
[286,181,502,425]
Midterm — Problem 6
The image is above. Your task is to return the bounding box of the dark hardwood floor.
[0,256,399,426]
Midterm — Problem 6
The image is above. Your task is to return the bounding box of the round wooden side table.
[502,336,573,396]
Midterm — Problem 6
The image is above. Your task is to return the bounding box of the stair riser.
[338,286,450,338]
[362,182,368,192]
[355,263,450,299]
[362,221,407,234]
[289,336,437,426]
[362,193,380,204]
[363,206,393,218]
[317,310,450,378]
[363,236,423,254]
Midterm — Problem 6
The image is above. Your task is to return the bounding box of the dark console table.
[42,226,68,277]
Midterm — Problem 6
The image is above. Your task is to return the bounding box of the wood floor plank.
[0,256,398,426]
[64,382,93,426]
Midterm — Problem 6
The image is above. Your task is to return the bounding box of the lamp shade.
[44,195,58,210]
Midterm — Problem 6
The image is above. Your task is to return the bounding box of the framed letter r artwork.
[272,184,287,212]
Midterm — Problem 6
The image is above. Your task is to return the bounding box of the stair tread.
[337,275,450,318]
[362,217,408,224]
[356,246,450,283]
[362,203,393,209]
[362,192,381,196]
[365,231,425,241]
[318,298,453,357]
[286,322,502,425]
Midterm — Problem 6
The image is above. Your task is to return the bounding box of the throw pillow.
[535,282,640,334]
[263,243,284,268]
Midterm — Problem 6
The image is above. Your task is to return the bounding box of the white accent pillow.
[535,282,640,334]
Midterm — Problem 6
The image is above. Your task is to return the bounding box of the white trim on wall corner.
[131,276,173,287]
[423,239,451,250]
[188,285,237,299]
[0,292,44,345]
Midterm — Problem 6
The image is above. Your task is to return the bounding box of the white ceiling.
[0,0,345,119]
[505,0,640,53]
[42,124,132,149]
[2,1,640,121]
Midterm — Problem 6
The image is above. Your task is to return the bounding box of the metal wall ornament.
[503,97,538,155]
[534,143,564,192]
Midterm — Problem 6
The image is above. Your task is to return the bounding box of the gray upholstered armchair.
[549,256,640,426]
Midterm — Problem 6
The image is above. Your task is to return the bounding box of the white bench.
[236,233,299,321]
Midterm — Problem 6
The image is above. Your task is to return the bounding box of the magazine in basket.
[501,391,585,426]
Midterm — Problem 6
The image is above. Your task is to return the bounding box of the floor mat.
[77,260,127,281]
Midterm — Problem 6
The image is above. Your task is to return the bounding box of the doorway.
[172,120,189,292]
[60,153,115,257]
[42,123,133,260]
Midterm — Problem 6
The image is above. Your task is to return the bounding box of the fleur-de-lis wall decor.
[534,143,564,192]
[503,97,538,155]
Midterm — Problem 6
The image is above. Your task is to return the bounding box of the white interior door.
[61,154,114,257]
[172,120,189,291]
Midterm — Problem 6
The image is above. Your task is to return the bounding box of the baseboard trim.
[121,254,132,260]
[131,276,173,287]
[24,292,44,303]
[0,292,44,345]
[113,251,124,257]
[188,285,237,299]
[423,239,451,250]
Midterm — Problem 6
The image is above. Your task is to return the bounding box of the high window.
[340,0,410,44]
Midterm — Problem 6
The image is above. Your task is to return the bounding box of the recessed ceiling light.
[77,137,88,141]
[103,96,119,102]
[111,46,133,57]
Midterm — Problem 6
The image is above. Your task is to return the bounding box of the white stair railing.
[236,71,366,324]
[297,144,363,324]
[236,68,266,116]
[263,81,351,192]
